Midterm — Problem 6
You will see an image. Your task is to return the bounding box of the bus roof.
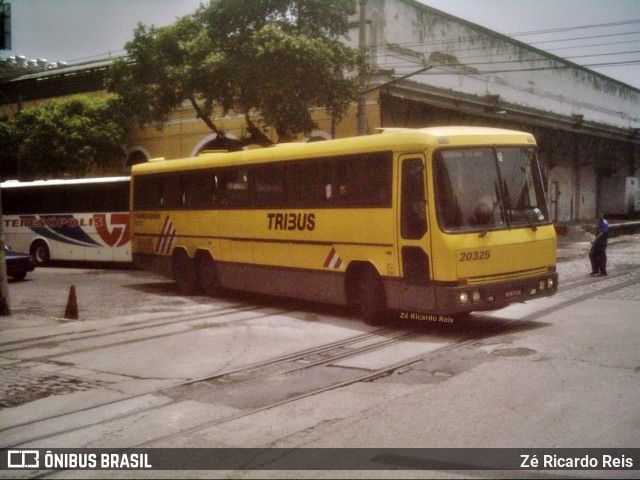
[131,126,536,175]
[1,176,130,189]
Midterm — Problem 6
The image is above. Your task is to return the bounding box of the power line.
[529,31,640,46]
[66,49,127,65]
[375,47,640,70]
[50,11,640,78]
[61,17,640,70]
[507,19,640,37]
[545,38,640,52]
[367,31,640,57]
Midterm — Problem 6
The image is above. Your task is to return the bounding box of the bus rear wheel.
[196,252,221,297]
[354,267,387,325]
[30,241,50,265]
[172,250,199,295]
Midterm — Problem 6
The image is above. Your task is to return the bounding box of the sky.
[2,0,639,88]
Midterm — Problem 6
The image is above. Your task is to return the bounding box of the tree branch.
[243,115,273,147]
[189,96,223,135]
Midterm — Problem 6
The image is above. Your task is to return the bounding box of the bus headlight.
[459,292,469,304]
[547,278,554,289]
[539,280,546,291]
[472,290,481,302]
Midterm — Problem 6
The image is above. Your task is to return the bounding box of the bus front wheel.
[353,267,387,326]
[30,241,50,265]
[172,250,199,295]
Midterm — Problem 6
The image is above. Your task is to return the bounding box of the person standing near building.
[589,212,610,276]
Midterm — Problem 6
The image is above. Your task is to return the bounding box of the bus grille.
[467,267,549,285]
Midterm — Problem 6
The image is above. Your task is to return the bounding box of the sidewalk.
[556,225,637,264]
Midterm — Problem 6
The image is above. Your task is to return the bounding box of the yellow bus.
[130,127,557,323]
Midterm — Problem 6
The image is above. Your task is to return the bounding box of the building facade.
[347,0,640,221]
[1,0,638,221]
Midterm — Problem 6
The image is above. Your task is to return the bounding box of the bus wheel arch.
[172,248,199,295]
[195,249,221,297]
[30,239,51,265]
[345,262,388,325]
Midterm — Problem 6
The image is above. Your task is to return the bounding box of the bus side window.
[184,170,215,208]
[367,153,392,207]
[329,152,392,207]
[287,160,327,207]
[89,183,128,213]
[134,175,162,209]
[253,164,285,207]
[221,168,249,208]
[213,172,224,206]
[161,174,183,209]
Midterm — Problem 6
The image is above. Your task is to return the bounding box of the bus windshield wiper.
[513,207,538,231]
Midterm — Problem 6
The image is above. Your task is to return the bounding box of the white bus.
[1,177,131,263]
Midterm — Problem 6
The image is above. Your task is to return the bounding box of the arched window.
[126,150,149,167]
[305,130,331,142]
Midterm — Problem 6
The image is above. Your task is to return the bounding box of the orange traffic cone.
[64,285,79,320]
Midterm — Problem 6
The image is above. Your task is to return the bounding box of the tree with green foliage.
[0,95,126,180]
[106,0,360,149]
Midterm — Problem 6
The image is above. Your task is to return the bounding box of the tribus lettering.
[267,213,316,231]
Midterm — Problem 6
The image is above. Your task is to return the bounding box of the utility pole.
[356,0,367,136]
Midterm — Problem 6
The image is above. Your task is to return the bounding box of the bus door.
[398,155,436,312]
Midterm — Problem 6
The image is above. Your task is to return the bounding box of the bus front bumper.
[437,272,559,314]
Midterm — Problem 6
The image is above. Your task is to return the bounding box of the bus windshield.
[434,147,548,232]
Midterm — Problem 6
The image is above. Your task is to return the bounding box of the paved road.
[1,234,639,478]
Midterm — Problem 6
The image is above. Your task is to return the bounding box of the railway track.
[3,306,295,365]
[2,265,638,451]
[140,266,640,446]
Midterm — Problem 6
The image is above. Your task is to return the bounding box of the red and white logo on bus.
[95,213,131,247]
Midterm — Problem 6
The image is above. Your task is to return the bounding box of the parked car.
[5,247,37,281]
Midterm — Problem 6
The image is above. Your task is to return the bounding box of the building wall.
[351,0,639,131]
[127,94,383,162]
[3,0,638,220]
[348,0,640,221]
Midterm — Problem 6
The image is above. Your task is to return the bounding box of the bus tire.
[172,250,199,295]
[353,266,387,325]
[196,251,221,297]
[30,240,50,265]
